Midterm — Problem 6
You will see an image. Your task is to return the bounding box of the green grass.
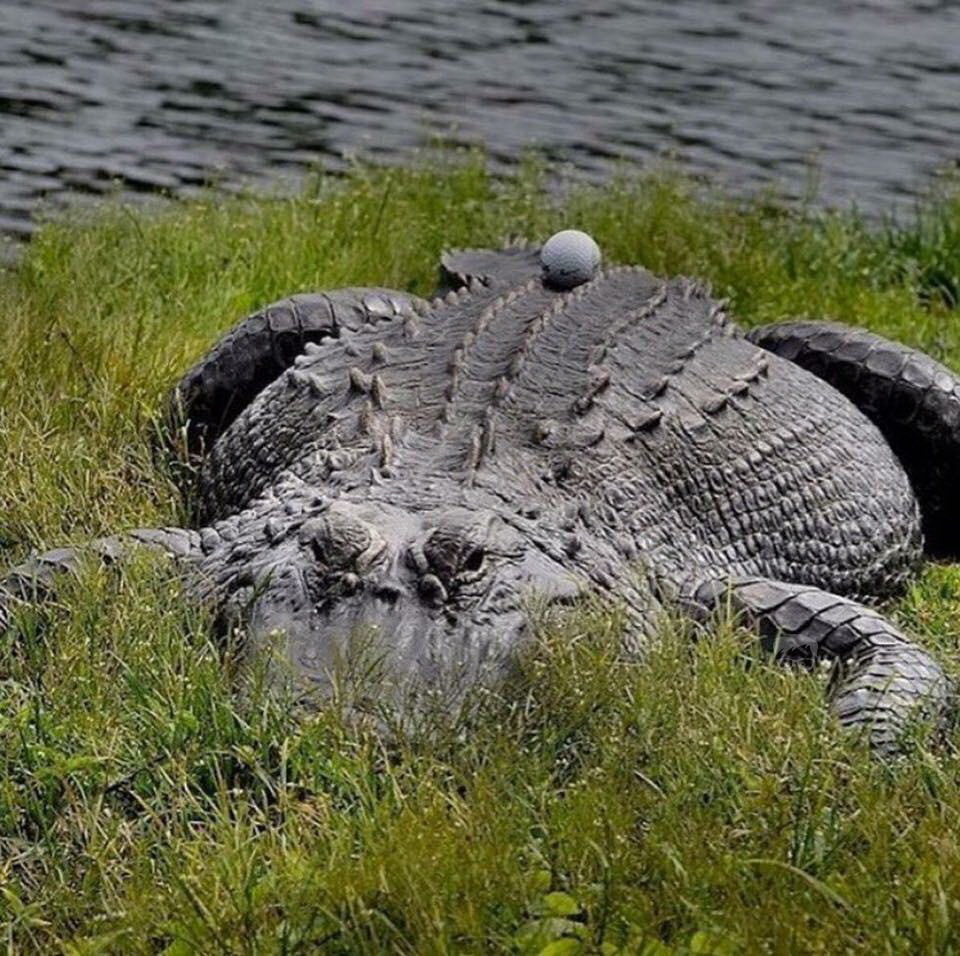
[3,152,960,953]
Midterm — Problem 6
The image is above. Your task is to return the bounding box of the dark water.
[2,0,960,242]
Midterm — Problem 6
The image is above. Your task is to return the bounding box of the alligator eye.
[461,546,485,574]
[423,524,488,583]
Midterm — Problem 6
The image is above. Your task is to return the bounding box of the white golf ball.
[540,229,601,290]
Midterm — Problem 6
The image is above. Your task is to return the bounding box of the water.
[1,0,959,242]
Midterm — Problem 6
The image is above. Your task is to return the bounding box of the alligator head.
[218,494,580,719]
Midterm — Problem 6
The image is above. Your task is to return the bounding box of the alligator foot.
[748,320,960,557]
[685,576,951,754]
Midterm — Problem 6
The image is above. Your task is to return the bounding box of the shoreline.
[4,147,959,271]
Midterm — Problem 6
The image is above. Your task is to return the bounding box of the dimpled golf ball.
[540,229,601,290]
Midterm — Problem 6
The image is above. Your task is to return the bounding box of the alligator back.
[200,266,922,601]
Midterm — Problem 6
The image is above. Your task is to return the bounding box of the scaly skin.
[169,287,428,460]
[2,238,957,751]
[748,320,960,558]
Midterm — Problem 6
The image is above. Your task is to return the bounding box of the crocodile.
[3,229,959,751]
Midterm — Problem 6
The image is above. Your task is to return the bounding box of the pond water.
[1,0,959,240]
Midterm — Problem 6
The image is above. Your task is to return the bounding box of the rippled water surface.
[2,0,959,239]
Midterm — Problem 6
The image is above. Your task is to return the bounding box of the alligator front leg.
[747,320,960,557]
[0,528,202,632]
[685,576,951,754]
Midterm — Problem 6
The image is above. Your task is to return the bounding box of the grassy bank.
[3,154,960,953]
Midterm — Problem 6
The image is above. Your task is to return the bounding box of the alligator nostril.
[374,583,402,605]
[419,573,448,607]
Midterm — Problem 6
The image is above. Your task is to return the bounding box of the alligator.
[3,229,959,751]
